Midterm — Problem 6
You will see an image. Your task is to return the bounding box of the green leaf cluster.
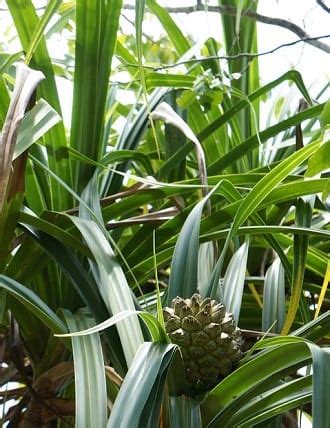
[0,0,329,427]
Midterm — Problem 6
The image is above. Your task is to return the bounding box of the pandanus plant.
[0,0,329,427]
[56,179,329,427]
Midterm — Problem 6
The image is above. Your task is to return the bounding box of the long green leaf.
[223,241,249,322]
[229,140,321,238]
[146,0,190,55]
[292,310,330,341]
[102,176,327,223]
[168,396,202,428]
[202,327,330,428]
[135,0,146,64]
[71,0,123,192]
[199,70,313,142]
[24,0,62,65]
[107,88,165,194]
[132,223,329,288]
[7,0,72,210]
[201,341,310,426]
[306,139,330,177]
[145,72,194,90]
[204,225,329,242]
[14,98,61,159]
[107,342,176,428]
[250,337,330,428]
[230,377,311,427]
[18,210,90,257]
[262,257,285,333]
[0,274,66,333]
[167,184,219,304]
[0,75,10,128]
[208,104,323,174]
[64,309,107,428]
[70,216,144,366]
[282,198,312,334]
[107,175,327,279]
[308,345,330,428]
[161,71,315,175]
[57,309,168,344]
[20,225,127,375]
[230,377,312,428]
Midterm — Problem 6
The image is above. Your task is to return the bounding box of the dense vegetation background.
[0,1,329,427]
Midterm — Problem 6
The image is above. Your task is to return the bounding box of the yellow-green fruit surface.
[164,293,242,392]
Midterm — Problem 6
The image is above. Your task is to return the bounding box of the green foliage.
[0,0,329,427]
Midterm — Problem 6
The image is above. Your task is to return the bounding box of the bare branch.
[316,0,330,13]
[118,35,330,74]
[123,2,330,54]
[1,2,328,52]
[244,9,330,54]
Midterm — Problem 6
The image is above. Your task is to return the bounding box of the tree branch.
[118,35,330,74]
[316,0,330,13]
[123,2,330,54]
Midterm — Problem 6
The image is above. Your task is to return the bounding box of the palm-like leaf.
[0,0,328,426]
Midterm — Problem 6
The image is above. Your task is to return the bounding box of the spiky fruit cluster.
[164,293,242,393]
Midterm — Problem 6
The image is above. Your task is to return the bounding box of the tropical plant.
[0,0,329,427]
